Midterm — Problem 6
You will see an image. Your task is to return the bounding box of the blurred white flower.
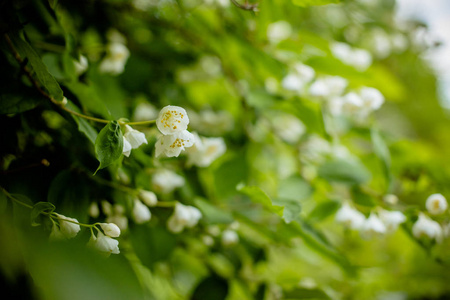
[88,202,100,218]
[369,29,392,59]
[221,229,239,246]
[54,213,81,239]
[167,203,202,233]
[329,92,363,116]
[103,202,128,231]
[88,232,120,256]
[383,194,399,205]
[202,235,214,246]
[99,42,130,75]
[378,209,406,232]
[309,76,348,98]
[99,223,121,238]
[391,33,408,53]
[188,109,234,136]
[106,214,128,232]
[122,136,132,157]
[281,63,315,93]
[106,29,127,44]
[361,213,386,238]
[132,198,152,224]
[156,105,190,135]
[267,21,292,44]
[331,42,372,71]
[412,213,443,243]
[155,130,195,158]
[426,193,448,215]
[359,87,385,113]
[186,133,226,167]
[124,125,147,149]
[132,102,159,122]
[74,55,88,75]
[152,169,185,194]
[271,113,306,144]
[139,190,158,207]
[335,203,366,230]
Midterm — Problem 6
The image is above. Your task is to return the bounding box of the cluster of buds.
[88,223,121,257]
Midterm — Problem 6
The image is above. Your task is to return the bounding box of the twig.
[230,0,259,12]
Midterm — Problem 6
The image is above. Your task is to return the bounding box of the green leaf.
[318,158,371,185]
[10,194,34,227]
[66,101,98,144]
[48,0,59,9]
[191,275,229,300]
[30,202,56,226]
[94,121,123,174]
[371,128,393,190]
[65,81,112,119]
[9,32,64,101]
[283,287,331,299]
[0,85,44,114]
[0,191,8,213]
[292,0,340,6]
[351,186,376,207]
[307,200,341,222]
[278,175,312,201]
[272,198,302,223]
[195,198,234,224]
[237,184,283,216]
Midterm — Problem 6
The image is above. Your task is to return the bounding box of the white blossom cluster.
[167,203,202,233]
[267,20,292,44]
[281,63,315,95]
[99,29,130,75]
[330,42,373,71]
[155,105,195,158]
[186,132,226,167]
[201,222,240,247]
[87,223,121,257]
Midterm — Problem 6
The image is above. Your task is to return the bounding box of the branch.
[230,0,259,12]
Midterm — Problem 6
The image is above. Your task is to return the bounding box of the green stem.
[123,120,156,126]
[155,201,177,208]
[0,187,33,209]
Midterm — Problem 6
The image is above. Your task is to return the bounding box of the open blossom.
[359,87,384,113]
[221,229,239,246]
[74,54,88,75]
[425,193,448,215]
[122,136,132,157]
[99,223,121,238]
[155,130,195,157]
[54,213,81,239]
[88,232,120,256]
[378,209,406,233]
[335,203,366,230]
[186,133,226,167]
[271,113,306,144]
[412,213,443,243]
[132,199,151,224]
[188,109,234,136]
[281,63,315,93]
[331,42,372,71]
[99,42,130,75]
[361,213,386,238]
[152,169,185,194]
[267,20,292,44]
[156,105,190,135]
[124,125,147,149]
[167,203,202,233]
[309,76,348,98]
[139,190,158,207]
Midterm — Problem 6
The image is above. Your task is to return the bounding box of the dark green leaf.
[48,0,58,9]
[65,82,112,119]
[66,101,98,144]
[10,32,64,101]
[10,194,34,227]
[318,158,371,185]
[30,202,55,226]
[192,275,229,300]
[94,121,123,174]
[351,187,376,207]
[0,85,44,114]
[283,287,331,299]
[0,191,8,213]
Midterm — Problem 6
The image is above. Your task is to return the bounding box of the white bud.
[139,190,158,207]
[335,203,366,230]
[133,102,158,122]
[88,232,120,256]
[74,55,88,75]
[378,209,406,233]
[361,213,386,238]
[267,21,292,44]
[221,230,239,246]
[99,223,121,238]
[122,136,132,157]
[156,105,190,135]
[152,169,185,194]
[132,199,152,224]
[54,213,81,239]
[186,133,226,167]
[425,193,448,215]
[202,235,214,246]
[124,125,148,149]
[101,200,113,216]
[88,202,100,218]
[99,43,130,75]
[106,215,128,231]
[49,224,65,241]
[412,213,443,243]
[383,194,399,205]
[167,203,202,233]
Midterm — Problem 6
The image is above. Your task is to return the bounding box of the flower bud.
[124,125,148,149]
[425,193,448,215]
[412,213,443,243]
[88,232,120,256]
[99,223,121,238]
[335,203,365,230]
[132,199,151,224]
[139,190,158,207]
[221,230,239,246]
[55,213,81,239]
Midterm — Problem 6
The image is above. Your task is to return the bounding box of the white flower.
[133,102,158,122]
[155,130,195,158]
[378,209,406,233]
[426,193,448,215]
[221,229,239,246]
[271,113,306,144]
[267,21,292,44]
[88,202,100,218]
[361,213,386,238]
[152,169,185,194]
[132,199,151,224]
[352,49,372,71]
[335,203,366,230]
[202,235,214,246]
[54,213,81,239]
[124,125,147,149]
[156,105,190,135]
[88,232,120,256]
[281,63,315,93]
[309,76,348,98]
[167,203,202,233]
[99,42,130,75]
[106,29,127,44]
[122,136,132,157]
[383,194,399,205]
[99,223,121,238]
[74,55,88,75]
[188,109,234,136]
[331,42,372,71]
[186,133,226,167]
[139,190,158,207]
[103,202,128,231]
[359,87,384,112]
[412,213,443,243]
[106,215,128,231]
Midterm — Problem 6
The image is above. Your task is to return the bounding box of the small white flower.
[124,125,148,149]
[152,169,185,194]
[309,76,348,98]
[359,87,384,112]
[221,229,239,246]
[267,21,292,44]
[378,209,406,233]
[202,235,214,246]
[132,199,151,224]
[340,92,364,115]
[123,136,132,157]
[352,48,372,71]
[156,105,190,135]
[271,113,306,144]
[99,42,130,75]
[54,213,81,239]
[74,55,88,75]
[139,190,158,207]
[88,232,120,256]
[186,133,226,167]
[383,194,399,205]
[167,203,202,233]
[106,214,128,231]
[188,109,234,136]
[207,225,221,236]
[335,203,366,230]
[331,42,372,71]
[155,130,195,158]
[133,102,158,122]
[361,213,386,238]
[426,193,448,215]
[281,63,315,93]
[88,202,100,218]
[412,213,443,243]
[99,223,121,238]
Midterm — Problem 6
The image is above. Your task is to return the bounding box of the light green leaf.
[307,200,340,222]
[9,32,64,101]
[278,175,312,201]
[371,128,393,190]
[195,198,234,224]
[272,198,302,223]
[318,158,371,185]
[30,202,56,226]
[94,121,123,174]
[291,0,340,7]
[237,184,283,216]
